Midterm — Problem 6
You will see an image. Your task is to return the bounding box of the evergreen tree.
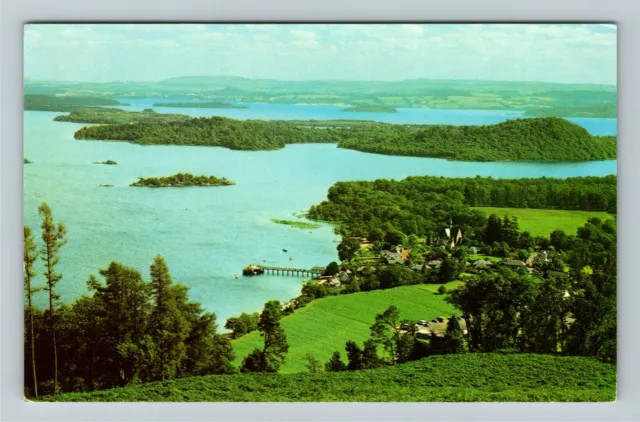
[361,339,384,369]
[325,351,347,372]
[24,225,41,398]
[149,256,190,381]
[483,213,502,245]
[443,315,465,354]
[345,340,363,370]
[38,202,67,394]
[303,353,322,373]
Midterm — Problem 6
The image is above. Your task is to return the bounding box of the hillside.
[53,107,190,124]
[43,353,616,402]
[233,282,461,373]
[338,117,617,161]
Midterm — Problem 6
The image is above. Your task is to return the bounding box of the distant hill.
[24,77,617,116]
[42,353,615,402]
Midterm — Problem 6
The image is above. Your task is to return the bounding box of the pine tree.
[149,255,190,381]
[345,340,363,370]
[443,315,465,354]
[38,202,67,395]
[324,351,347,372]
[361,339,383,369]
[23,225,41,398]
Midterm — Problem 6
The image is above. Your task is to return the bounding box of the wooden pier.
[243,264,326,276]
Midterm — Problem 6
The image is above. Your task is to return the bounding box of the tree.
[550,230,568,251]
[324,351,347,372]
[483,214,502,245]
[437,285,447,295]
[24,225,42,398]
[241,300,288,372]
[443,315,465,354]
[303,353,322,373]
[361,339,384,369]
[149,256,190,381]
[324,261,340,277]
[345,340,363,370]
[370,305,405,363]
[38,202,67,394]
[439,256,461,283]
[337,238,360,262]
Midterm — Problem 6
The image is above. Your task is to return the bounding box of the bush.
[437,285,447,295]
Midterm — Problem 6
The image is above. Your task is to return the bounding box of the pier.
[243,264,326,276]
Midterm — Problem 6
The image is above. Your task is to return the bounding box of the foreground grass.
[233,282,462,373]
[44,353,616,402]
[472,207,612,237]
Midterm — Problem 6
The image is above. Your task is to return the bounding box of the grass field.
[472,207,613,237]
[45,353,616,402]
[233,282,462,373]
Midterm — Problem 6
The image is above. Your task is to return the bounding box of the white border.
[2,1,639,421]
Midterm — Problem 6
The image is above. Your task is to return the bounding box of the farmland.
[232,282,462,373]
[471,207,613,237]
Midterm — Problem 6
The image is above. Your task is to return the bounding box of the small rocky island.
[93,160,118,165]
[130,172,236,187]
[341,105,399,113]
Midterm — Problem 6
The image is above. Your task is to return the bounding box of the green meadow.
[472,207,613,237]
[232,282,462,373]
[45,353,616,402]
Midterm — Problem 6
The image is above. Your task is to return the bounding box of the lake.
[23,104,617,324]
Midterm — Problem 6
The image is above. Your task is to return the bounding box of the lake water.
[23,104,617,324]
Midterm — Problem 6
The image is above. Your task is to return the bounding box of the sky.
[24,24,617,85]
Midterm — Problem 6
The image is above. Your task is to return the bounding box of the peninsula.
[152,101,248,109]
[341,105,399,113]
[24,94,127,112]
[73,116,616,162]
[54,107,190,124]
[130,173,236,187]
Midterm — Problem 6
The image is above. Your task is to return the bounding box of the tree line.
[307,175,616,245]
[71,115,616,162]
[24,203,237,397]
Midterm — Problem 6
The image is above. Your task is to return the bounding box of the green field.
[44,353,616,402]
[472,207,613,237]
[233,282,462,373]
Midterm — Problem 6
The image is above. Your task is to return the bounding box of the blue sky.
[24,24,617,85]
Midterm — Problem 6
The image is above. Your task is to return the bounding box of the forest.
[307,175,617,241]
[72,115,616,162]
[53,107,190,124]
[24,204,237,397]
[341,105,399,113]
[130,173,235,187]
[24,94,126,111]
[152,101,248,109]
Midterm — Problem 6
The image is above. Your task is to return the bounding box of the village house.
[381,245,411,265]
[426,259,443,269]
[502,259,527,268]
[473,260,494,270]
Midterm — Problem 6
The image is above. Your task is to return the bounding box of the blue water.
[116,98,618,136]
[23,104,617,324]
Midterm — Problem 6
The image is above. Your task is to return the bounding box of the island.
[93,160,118,165]
[341,105,399,113]
[130,173,236,187]
[152,101,248,109]
[54,107,190,124]
[97,184,114,187]
[24,94,127,112]
[73,115,617,162]
[271,219,322,229]
[24,158,32,164]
